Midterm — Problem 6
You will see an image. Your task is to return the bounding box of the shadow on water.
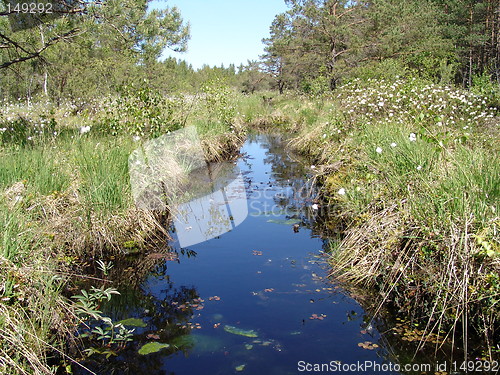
[75,134,464,375]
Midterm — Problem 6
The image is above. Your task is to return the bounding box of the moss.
[122,240,141,254]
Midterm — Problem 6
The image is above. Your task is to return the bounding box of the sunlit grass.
[286,78,499,359]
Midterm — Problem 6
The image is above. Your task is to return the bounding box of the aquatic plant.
[138,342,170,355]
[223,325,259,338]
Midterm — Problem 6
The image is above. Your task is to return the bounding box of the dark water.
[77,135,411,375]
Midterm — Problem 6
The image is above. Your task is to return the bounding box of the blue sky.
[151,0,289,70]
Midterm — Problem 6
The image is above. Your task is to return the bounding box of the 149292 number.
[7,2,53,14]
[452,361,499,372]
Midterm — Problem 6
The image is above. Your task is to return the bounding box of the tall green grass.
[73,137,133,215]
[0,147,70,196]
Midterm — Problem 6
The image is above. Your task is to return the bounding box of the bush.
[201,78,236,127]
[97,84,185,139]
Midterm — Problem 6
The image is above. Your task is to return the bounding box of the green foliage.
[349,59,410,81]
[286,76,499,354]
[238,61,271,94]
[0,0,190,100]
[471,73,500,107]
[117,318,147,328]
[72,286,134,356]
[0,147,70,196]
[98,84,183,138]
[302,74,331,97]
[96,259,114,276]
[263,0,500,92]
[336,78,497,134]
[202,78,236,127]
[0,108,57,146]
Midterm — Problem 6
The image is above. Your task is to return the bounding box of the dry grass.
[328,199,500,359]
[37,189,170,258]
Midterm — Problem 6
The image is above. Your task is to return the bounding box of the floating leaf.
[138,342,170,355]
[309,313,327,320]
[235,364,246,372]
[357,341,379,350]
[117,318,147,328]
[267,218,301,225]
[244,344,253,350]
[224,325,258,338]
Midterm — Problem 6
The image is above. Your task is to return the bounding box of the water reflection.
[76,134,410,375]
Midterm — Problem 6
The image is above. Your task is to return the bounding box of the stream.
[77,134,422,375]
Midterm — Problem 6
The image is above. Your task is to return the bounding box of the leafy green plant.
[96,260,114,276]
[202,78,236,127]
[98,84,184,138]
[72,286,134,357]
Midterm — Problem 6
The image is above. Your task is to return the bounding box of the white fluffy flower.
[376,147,383,154]
[338,188,346,195]
[80,126,91,134]
[409,133,417,142]
[390,142,397,148]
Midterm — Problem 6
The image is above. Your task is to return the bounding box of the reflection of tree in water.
[74,251,202,375]
[255,135,340,240]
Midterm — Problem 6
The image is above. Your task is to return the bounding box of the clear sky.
[150,0,289,70]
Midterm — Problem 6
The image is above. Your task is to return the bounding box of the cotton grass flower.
[409,133,417,142]
[390,142,397,148]
[80,125,91,134]
[376,147,383,154]
[338,188,346,195]
[416,165,422,170]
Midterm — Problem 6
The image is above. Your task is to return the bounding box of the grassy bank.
[252,78,500,359]
[0,85,245,373]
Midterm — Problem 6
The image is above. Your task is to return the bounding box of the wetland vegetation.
[1,0,500,373]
